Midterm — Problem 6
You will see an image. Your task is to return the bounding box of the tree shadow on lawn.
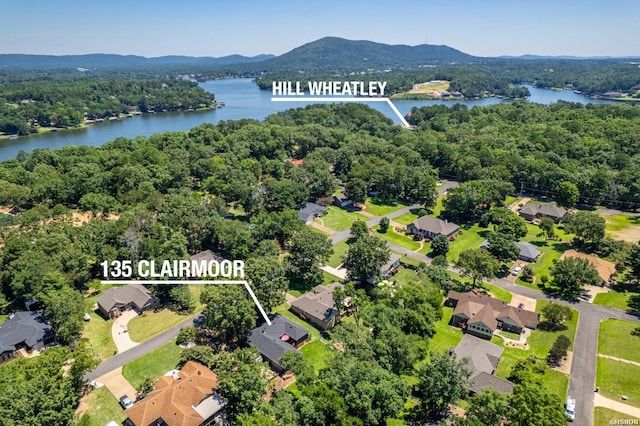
[538,320,568,332]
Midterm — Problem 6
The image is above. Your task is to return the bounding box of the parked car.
[119,395,133,410]
[512,266,523,276]
[565,396,576,421]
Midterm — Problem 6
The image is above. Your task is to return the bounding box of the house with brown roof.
[446,290,539,339]
[518,203,567,223]
[124,361,226,426]
[97,284,159,319]
[290,283,344,331]
[559,249,616,285]
[454,334,514,394]
[407,216,459,240]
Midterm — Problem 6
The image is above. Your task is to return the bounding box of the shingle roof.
[190,250,227,263]
[559,249,616,283]
[247,315,308,365]
[469,372,514,394]
[298,202,326,222]
[125,361,224,426]
[380,253,401,273]
[410,215,459,236]
[454,335,513,394]
[290,283,342,323]
[515,241,541,260]
[519,203,567,219]
[0,311,54,353]
[96,284,155,313]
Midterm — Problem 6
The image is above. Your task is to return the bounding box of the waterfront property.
[0,311,56,361]
[446,290,539,339]
[124,361,226,426]
[96,284,159,319]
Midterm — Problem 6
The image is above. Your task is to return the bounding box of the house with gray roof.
[518,203,567,223]
[407,216,459,240]
[332,191,353,208]
[290,283,344,331]
[454,334,514,394]
[380,253,401,279]
[298,202,327,224]
[97,284,158,319]
[246,315,309,372]
[0,311,55,361]
[480,240,541,263]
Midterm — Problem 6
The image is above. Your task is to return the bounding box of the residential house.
[332,191,353,208]
[518,203,567,223]
[380,253,401,279]
[290,283,345,331]
[191,249,228,264]
[559,249,616,285]
[453,334,514,394]
[0,311,55,361]
[97,284,158,319]
[480,240,542,263]
[298,202,327,224]
[246,315,309,372]
[407,216,459,241]
[125,361,226,426]
[446,290,539,339]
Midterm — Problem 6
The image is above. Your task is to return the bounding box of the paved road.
[85,316,194,382]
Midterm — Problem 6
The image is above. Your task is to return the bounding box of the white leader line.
[101,280,271,326]
[271,97,411,128]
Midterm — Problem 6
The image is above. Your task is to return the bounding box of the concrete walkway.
[594,393,640,418]
[598,354,640,368]
[321,265,347,280]
[112,310,139,353]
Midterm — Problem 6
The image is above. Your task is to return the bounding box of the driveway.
[94,366,137,401]
[112,310,139,353]
[509,294,537,312]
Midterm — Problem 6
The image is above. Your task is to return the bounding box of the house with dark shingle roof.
[518,203,567,223]
[407,216,459,240]
[333,191,353,208]
[0,311,55,361]
[454,334,514,394]
[447,290,539,339]
[97,284,158,319]
[480,240,542,263]
[298,202,327,224]
[124,361,226,426]
[290,283,344,331]
[246,315,309,372]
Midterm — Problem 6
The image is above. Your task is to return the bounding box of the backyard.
[77,386,126,426]
[316,206,359,232]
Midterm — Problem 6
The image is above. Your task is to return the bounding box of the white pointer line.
[271,97,411,128]
[100,280,271,326]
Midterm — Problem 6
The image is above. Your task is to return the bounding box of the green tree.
[455,248,500,286]
[176,325,197,345]
[169,285,195,313]
[564,211,606,243]
[551,257,600,298]
[431,234,450,257]
[286,227,333,287]
[136,377,155,400]
[540,302,573,330]
[379,217,390,233]
[538,216,556,240]
[457,388,509,426]
[41,285,84,345]
[547,335,571,367]
[508,372,566,426]
[343,234,390,283]
[555,181,579,208]
[217,348,268,419]
[486,231,520,262]
[416,351,471,415]
[280,351,315,387]
[629,243,640,283]
[245,256,288,313]
[350,220,369,239]
[200,285,257,341]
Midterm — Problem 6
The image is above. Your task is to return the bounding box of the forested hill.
[0,53,275,70]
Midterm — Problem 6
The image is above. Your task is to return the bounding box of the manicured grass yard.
[482,282,512,303]
[301,340,333,373]
[128,308,194,342]
[600,212,640,232]
[597,357,640,408]
[528,300,579,356]
[394,211,420,225]
[327,240,349,267]
[447,224,488,262]
[598,319,640,363]
[430,307,463,353]
[594,407,640,425]
[364,198,410,217]
[372,225,421,251]
[122,339,182,390]
[78,386,126,426]
[316,206,359,232]
[83,285,118,361]
[593,291,634,311]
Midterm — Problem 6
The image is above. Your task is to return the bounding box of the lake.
[0,78,618,162]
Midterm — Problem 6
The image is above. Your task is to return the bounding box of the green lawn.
[77,386,127,426]
[482,283,512,303]
[430,307,464,353]
[364,199,410,217]
[447,224,488,262]
[121,339,182,390]
[128,308,193,342]
[372,225,421,251]
[316,206,359,232]
[327,240,349,267]
[596,357,640,408]
[82,285,118,361]
[301,340,333,373]
[528,300,579,356]
[594,289,637,311]
[600,212,640,232]
[274,305,322,341]
[598,319,640,362]
[394,211,420,225]
[430,193,446,217]
[594,407,640,425]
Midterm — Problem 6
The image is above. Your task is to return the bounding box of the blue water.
[0,78,619,162]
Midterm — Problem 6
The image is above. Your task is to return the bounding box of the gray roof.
[469,372,514,394]
[410,215,459,236]
[454,334,504,375]
[519,203,567,219]
[298,202,326,222]
[515,241,541,260]
[0,311,54,353]
[290,283,343,323]
[97,284,155,313]
[191,249,227,263]
[247,315,308,365]
[381,253,401,273]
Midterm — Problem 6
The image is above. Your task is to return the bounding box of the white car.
[512,266,523,276]
[565,396,576,421]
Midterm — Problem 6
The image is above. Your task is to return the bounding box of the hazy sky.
[1,0,638,57]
